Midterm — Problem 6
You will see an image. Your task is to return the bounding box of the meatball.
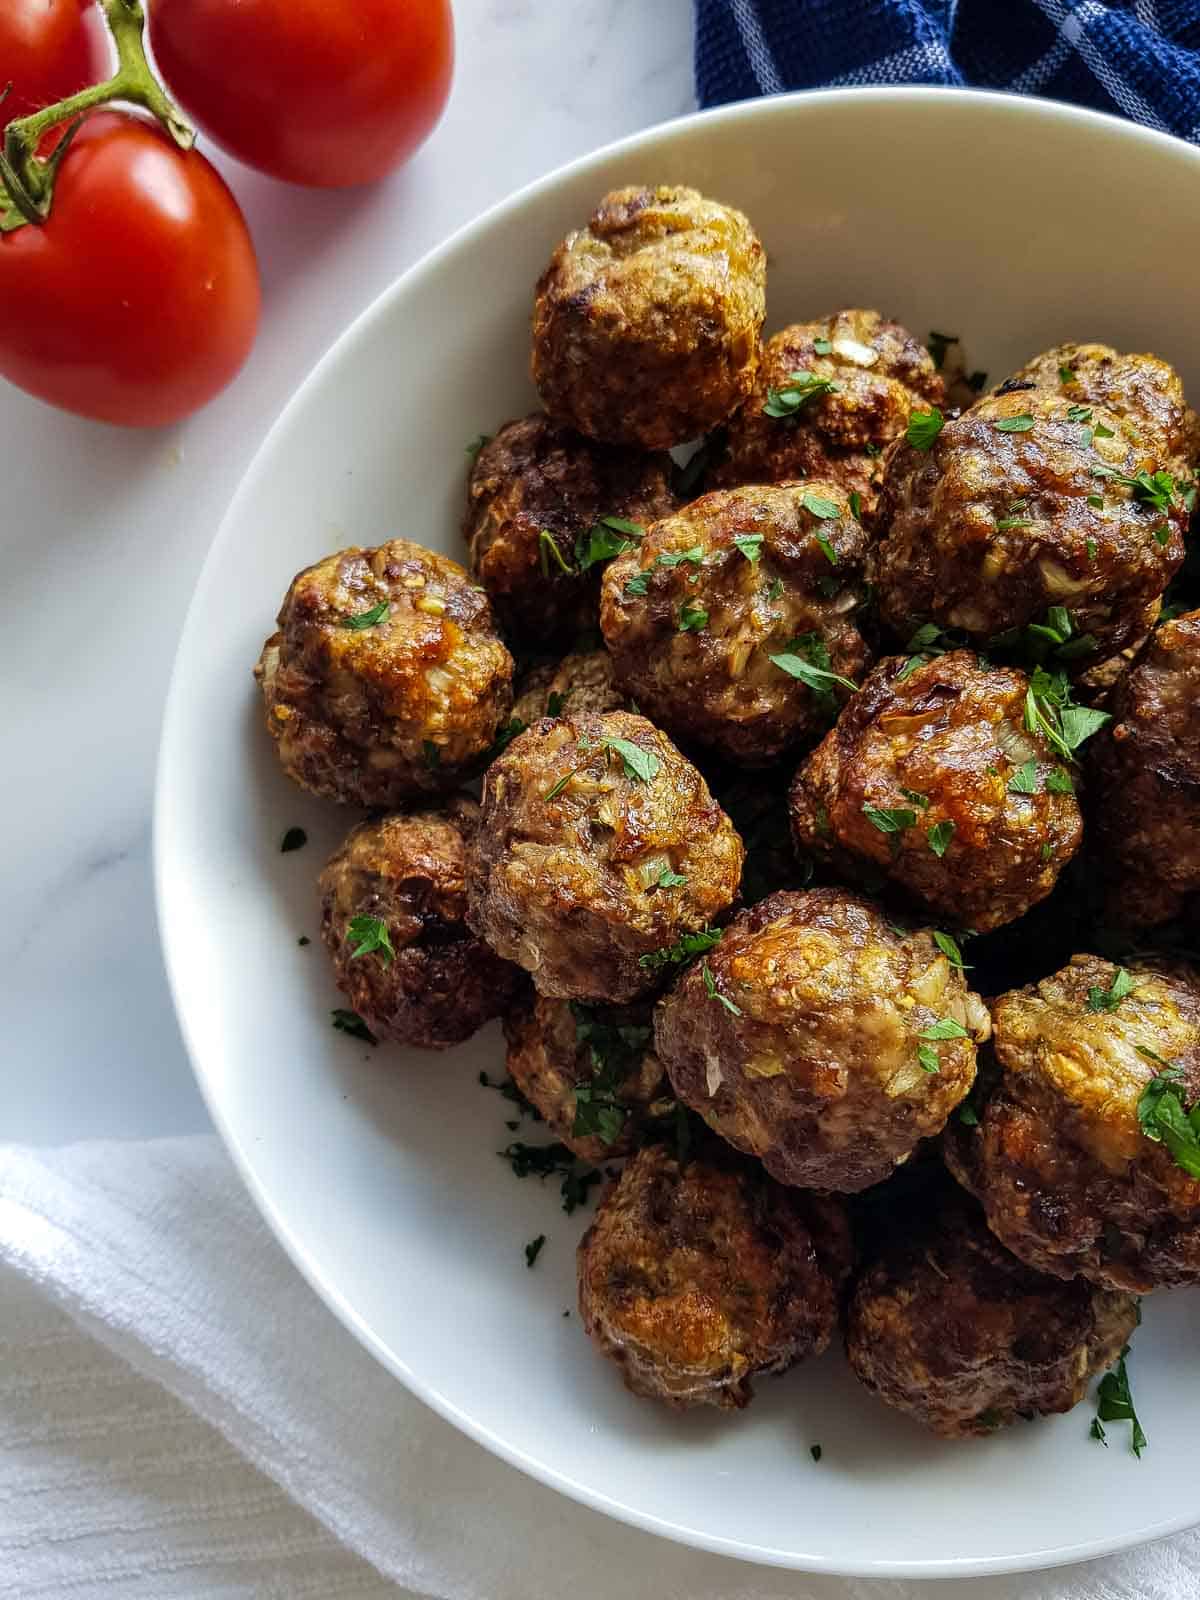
[1006,342,1197,477]
[577,1142,852,1409]
[653,888,990,1193]
[945,955,1200,1291]
[845,1189,1138,1437]
[503,992,665,1162]
[788,651,1084,933]
[531,185,765,449]
[600,483,871,766]
[255,540,513,806]
[466,711,744,1002]
[511,649,628,728]
[463,415,676,645]
[318,800,523,1049]
[712,311,944,520]
[1089,609,1200,931]
[872,389,1187,658]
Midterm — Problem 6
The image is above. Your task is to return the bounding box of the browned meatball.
[600,483,871,766]
[531,185,765,450]
[463,415,676,645]
[845,1189,1138,1437]
[503,992,665,1162]
[255,540,513,806]
[712,311,944,520]
[511,649,628,728]
[1007,342,1197,477]
[654,888,990,1193]
[318,800,523,1049]
[872,389,1187,658]
[577,1142,852,1409]
[788,651,1084,933]
[1089,609,1200,930]
[945,956,1200,1291]
[467,711,744,1003]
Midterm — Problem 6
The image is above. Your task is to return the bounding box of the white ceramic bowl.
[156,88,1200,1578]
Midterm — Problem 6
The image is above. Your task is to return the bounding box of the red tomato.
[0,111,260,427]
[1,0,109,130]
[149,0,453,188]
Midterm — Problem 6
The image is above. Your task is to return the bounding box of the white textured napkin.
[2,1137,1198,1600]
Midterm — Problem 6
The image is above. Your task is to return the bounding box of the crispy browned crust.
[1088,609,1200,930]
[872,390,1186,655]
[600,482,872,765]
[1008,343,1195,476]
[788,650,1084,933]
[577,1142,852,1409]
[463,414,675,646]
[845,1189,1138,1437]
[318,801,524,1049]
[653,888,989,1193]
[711,311,944,520]
[254,540,513,806]
[466,711,744,1002]
[945,955,1200,1290]
[511,650,628,728]
[531,186,765,449]
[502,991,665,1161]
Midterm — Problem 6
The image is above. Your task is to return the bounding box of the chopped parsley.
[501,1140,602,1214]
[933,930,968,970]
[569,1004,653,1146]
[927,819,956,857]
[639,927,723,972]
[801,491,842,520]
[769,633,857,708]
[342,601,389,630]
[1153,523,1171,547]
[465,433,491,461]
[814,533,838,566]
[331,1008,376,1044]
[1007,760,1039,795]
[927,330,957,369]
[995,414,1035,433]
[484,716,527,764]
[544,771,575,801]
[906,407,944,451]
[813,336,833,355]
[654,867,688,889]
[623,572,650,598]
[574,515,646,573]
[849,490,863,521]
[763,370,838,418]
[524,1234,546,1268]
[1093,1346,1147,1458]
[701,959,742,1016]
[597,736,660,784]
[347,915,395,965]
[1089,465,1179,514]
[678,600,709,632]
[1136,1055,1200,1179]
[280,826,307,853]
[1046,767,1074,794]
[297,935,310,946]
[1024,667,1110,763]
[766,576,784,600]
[809,1443,823,1464]
[1067,404,1093,424]
[539,528,574,578]
[900,787,930,809]
[917,1015,970,1074]
[862,804,918,835]
[1085,966,1134,1014]
[479,1069,542,1121]
[1058,364,1077,384]
[733,532,764,563]
[657,544,705,568]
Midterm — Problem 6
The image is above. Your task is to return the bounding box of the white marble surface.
[1,0,695,1143]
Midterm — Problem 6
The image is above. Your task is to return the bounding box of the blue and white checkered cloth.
[695,0,1200,142]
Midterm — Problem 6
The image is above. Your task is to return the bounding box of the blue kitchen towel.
[695,1,1200,142]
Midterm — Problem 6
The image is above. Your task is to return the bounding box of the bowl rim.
[154,85,1200,1578]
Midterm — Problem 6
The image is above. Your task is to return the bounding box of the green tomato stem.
[0,0,193,232]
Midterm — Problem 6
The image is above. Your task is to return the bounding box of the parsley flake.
[863,804,918,835]
[1094,1347,1147,1458]
[927,819,956,857]
[598,736,660,784]
[701,959,742,1016]
[1086,967,1135,1014]
[342,601,389,630]
[1007,760,1039,795]
[933,931,968,970]
[678,600,709,632]
[813,337,833,355]
[539,528,574,578]
[906,407,944,451]
[465,433,492,461]
[810,1443,823,1463]
[654,867,688,889]
[1137,1057,1200,1179]
[920,1017,971,1042]
[849,490,863,521]
[280,826,307,853]
[331,1009,376,1044]
[524,1234,546,1269]
[763,370,838,418]
[733,532,764,563]
[1058,365,1077,384]
[802,492,842,520]
[927,330,957,369]
[347,915,395,965]
[574,515,646,573]
[639,927,722,972]
[995,414,1035,433]
[769,634,857,706]
[1024,667,1110,763]
[623,572,650,598]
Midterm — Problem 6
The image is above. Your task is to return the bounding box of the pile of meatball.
[254,183,1200,1441]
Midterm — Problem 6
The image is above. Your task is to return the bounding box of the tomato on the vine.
[149,0,454,188]
[0,111,260,427]
[1,0,110,129]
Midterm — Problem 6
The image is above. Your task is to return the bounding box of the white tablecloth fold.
[1,1137,1197,1600]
